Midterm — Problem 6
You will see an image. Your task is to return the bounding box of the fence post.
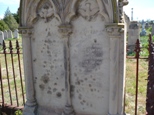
[146,34,154,115]
[134,39,140,115]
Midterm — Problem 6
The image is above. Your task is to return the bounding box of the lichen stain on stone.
[39,84,45,90]
[41,74,50,84]
[47,90,52,94]
[56,92,62,98]
[53,88,57,92]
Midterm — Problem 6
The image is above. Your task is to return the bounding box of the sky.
[0,0,154,21]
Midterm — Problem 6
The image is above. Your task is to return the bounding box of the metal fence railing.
[0,40,25,114]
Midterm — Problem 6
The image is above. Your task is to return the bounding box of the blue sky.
[0,0,154,21]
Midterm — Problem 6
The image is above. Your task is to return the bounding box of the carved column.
[58,24,75,115]
[106,23,125,115]
[19,27,37,115]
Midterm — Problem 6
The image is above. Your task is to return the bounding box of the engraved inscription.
[80,43,103,72]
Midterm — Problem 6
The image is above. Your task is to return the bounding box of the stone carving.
[78,1,99,21]
[38,3,54,22]
[14,29,19,38]
[3,30,8,39]
[118,0,129,23]
[8,30,13,38]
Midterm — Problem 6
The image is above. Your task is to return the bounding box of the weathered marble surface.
[19,0,127,115]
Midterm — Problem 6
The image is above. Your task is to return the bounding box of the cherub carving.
[39,3,54,22]
[78,1,99,21]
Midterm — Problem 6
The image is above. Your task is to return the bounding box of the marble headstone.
[14,29,19,38]
[0,31,4,45]
[152,24,154,36]
[128,21,140,53]
[8,30,13,38]
[3,30,8,39]
[19,0,128,115]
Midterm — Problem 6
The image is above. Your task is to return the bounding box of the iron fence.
[0,40,25,114]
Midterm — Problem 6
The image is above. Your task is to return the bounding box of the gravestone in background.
[8,30,13,38]
[152,24,154,36]
[3,30,8,39]
[0,31,4,45]
[19,0,128,115]
[128,21,140,53]
[124,13,130,34]
[14,29,19,38]
[140,20,146,36]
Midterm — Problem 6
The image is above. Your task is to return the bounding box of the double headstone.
[3,30,8,39]
[0,31,4,45]
[152,24,154,36]
[8,30,13,38]
[20,0,128,115]
[14,29,19,38]
[128,21,140,53]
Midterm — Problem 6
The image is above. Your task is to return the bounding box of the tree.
[3,7,18,31]
[0,20,9,31]
[12,8,20,24]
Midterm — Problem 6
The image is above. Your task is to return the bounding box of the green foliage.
[12,8,20,24]
[4,7,11,18]
[3,7,18,31]
[14,110,22,115]
[0,20,9,31]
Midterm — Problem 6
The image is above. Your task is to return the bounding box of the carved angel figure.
[78,2,99,21]
[39,4,54,22]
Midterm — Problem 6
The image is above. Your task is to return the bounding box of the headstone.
[128,21,140,53]
[3,30,8,39]
[140,20,146,36]
[0,31,4,45]
[19,0,128,115]
[14,29,19,38]
[152,24,154,36]
[8,30,13,38]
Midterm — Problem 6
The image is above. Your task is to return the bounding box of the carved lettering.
[80,43,103,73]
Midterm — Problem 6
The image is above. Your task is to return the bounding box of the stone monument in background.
[19,0,128,115]
[0,31,4,45]
[128,21,140,53]
[14,29,19,38]
[8,30,13,38]
[152,24,154,36]
[3,30,8,39]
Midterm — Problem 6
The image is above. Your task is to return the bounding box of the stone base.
[23,104,37,115]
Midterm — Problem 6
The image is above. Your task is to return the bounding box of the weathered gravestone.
[128,21,140,53]
[19,0,128,115]
[0,31,4,45]
[8,30,13,38]
[152,24,154,36]
[3,30,8,39]
[14,29,19,38]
